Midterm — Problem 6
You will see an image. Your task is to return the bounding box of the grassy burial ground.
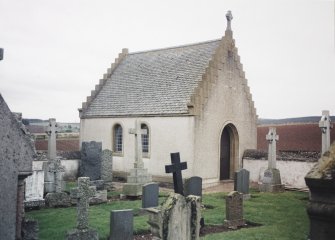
[26,189,309,240]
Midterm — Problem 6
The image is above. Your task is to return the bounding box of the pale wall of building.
[80,116,195,178]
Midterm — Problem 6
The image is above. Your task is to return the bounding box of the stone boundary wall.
[243,149,318,189]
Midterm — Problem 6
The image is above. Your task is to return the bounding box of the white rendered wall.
[80,116,195,178]
[243,159,316,188]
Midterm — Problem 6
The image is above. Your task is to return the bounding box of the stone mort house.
[79,12,257,185]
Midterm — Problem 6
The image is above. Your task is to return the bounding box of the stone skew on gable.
[79,48,128,117]
[187,11,257,120]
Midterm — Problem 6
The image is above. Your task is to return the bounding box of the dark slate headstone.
[80,141,102,180]
[142,183,159,208]
[165,152,187,195]
[110,209,133,240]
[234,169,250,194]
[184,176,202,197]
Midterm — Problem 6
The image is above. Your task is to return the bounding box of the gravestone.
[123,120,152,196]
[101,149,113,190]
[0,95,35,240]
[165,152,187,195]
[142,182,159,208]
[80,141,102,180]
[109,209,133,240]
[147,193,201,240]
[66,177,98,240]
[305,142,335,240]
[24,165,45,208]
[184,176,202,197]
[319,110,333,155]
[234,169,250,200]
[259,127,284,192]
[224,191,245,229]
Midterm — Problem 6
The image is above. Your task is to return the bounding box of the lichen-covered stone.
[45,192,71,208]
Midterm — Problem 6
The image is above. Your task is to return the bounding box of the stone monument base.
[259,168,285,193]
[24,199,45,209]
[123,168,152,196]
[45,192,71,208]
[223,219,246,229]
[66,228,99,240]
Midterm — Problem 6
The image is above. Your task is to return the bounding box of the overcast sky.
[0,0,334,122]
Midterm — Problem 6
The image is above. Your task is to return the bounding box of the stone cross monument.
[46,118,59,160]
[123,119,152,197]
[266,127,279,169]
[165,152,188,195]
[319,110,333,155]
[226,10,233,31]
[66,177,98,240]
[48,159,65,193]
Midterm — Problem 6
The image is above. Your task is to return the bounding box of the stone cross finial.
[129,120,147,169]
[70,177,96,230]
[319,110,333,155]
[165,152,188,195]
[46,118,59,160]
[266,127,279,169]
[48,159,65,193]
[226,10,233,31]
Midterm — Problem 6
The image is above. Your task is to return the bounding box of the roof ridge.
[129,39,221,55]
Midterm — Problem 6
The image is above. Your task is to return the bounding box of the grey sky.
[0,0,334,122]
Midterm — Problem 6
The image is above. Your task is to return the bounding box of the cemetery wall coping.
[243,149,319,162]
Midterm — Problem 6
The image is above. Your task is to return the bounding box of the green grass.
[26,189,309,240]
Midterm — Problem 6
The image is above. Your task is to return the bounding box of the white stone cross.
[45,118,59,160]
[48,159,65,193]
[266,127,279,169]
[319,110,333,155]
[226,10,233,31]
[70,177,96,230]
[129,120,147,169]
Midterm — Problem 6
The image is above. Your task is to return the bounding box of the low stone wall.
[243,150,318,189]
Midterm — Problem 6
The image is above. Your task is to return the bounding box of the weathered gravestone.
[109,209,133,240]
[80,141,102,181]
[259,127,284,192]
[24,165,45,208]
[0,95,36,240]
[224,191,246,229]
[147,193,201,240]
[101,149,113,190]
[234,169,250,200]
[184,176,202,197]
[123,120,152,196]
[319,110,333,155]
[66,177,98,240]
[305,142,335,240]
[142,182,159,208]
[165,152,188,195]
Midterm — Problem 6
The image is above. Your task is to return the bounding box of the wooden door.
[220,127,230,180]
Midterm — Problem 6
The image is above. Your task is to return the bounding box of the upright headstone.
[319,110,333,155]
[123,120,152,197]
[109,209,133,240]
[147,193,201,240]
[80,141,102,181]
[66,177,98,240]
[0,95,35,240]
[184,176,202,197]
[234,169,250,200]
[24,164,45,208]
[259,127,284,192]
[101,149,113,190]
[224,191,245,229]
[305,142,335,240]
[142,183,159,208]
[165,152,187,195]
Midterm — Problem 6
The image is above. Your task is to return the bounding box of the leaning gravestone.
[142,182,159,208]
[101,149,113,190]
[147,193,201,240]
[66,177,98,240]
[305,142,335,240]
[234,169,250,200]
[184,176,202,197]
[80,141,102,181]
[109,209,133,240]
[224,191,246,229]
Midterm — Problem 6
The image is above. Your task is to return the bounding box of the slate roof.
[82,39,221,117]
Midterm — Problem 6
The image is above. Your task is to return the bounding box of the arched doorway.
[220,124,239,180]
